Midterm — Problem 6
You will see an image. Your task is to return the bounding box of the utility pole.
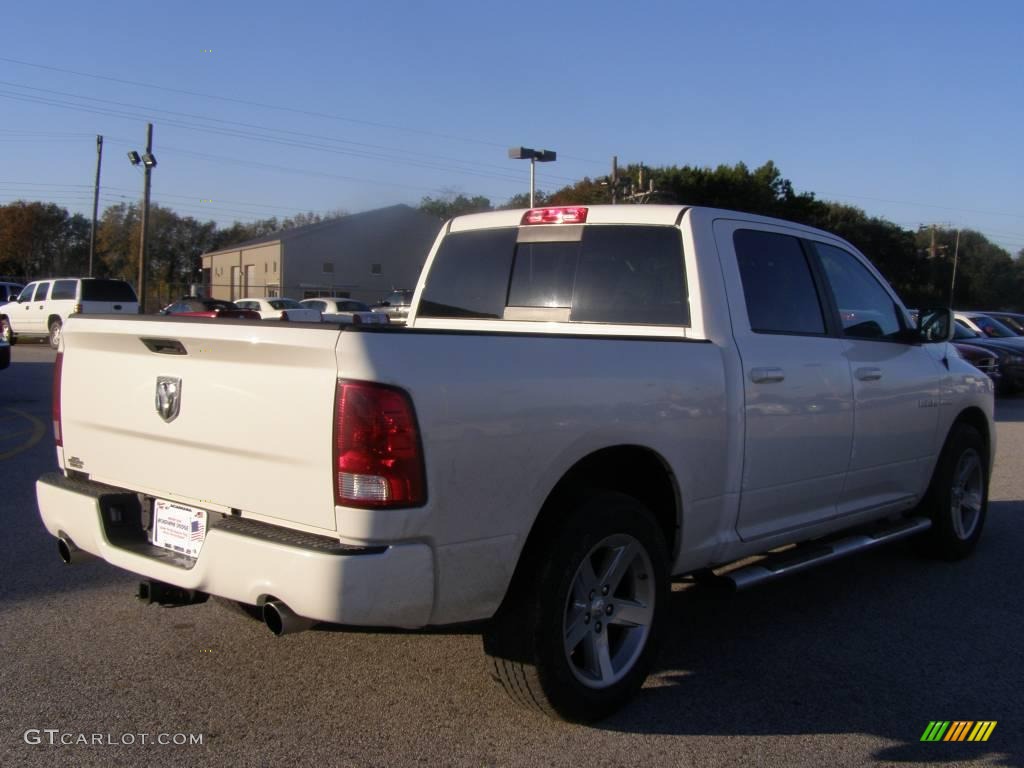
[611,156,619,205]
[929,224,937,262]
[137,123,154,312]
[88,135,103,277]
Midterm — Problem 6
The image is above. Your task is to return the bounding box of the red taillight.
[521,206,588,225]
[52,351,63,447]
[333,381,425,508]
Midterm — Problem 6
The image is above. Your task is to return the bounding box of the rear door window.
[419,225,689,326]
[733,230,826,335]
[34,282,51,301]
[52,280,77,300]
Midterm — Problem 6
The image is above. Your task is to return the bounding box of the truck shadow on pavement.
[994,394,1024,423]
[596,500,1022,766]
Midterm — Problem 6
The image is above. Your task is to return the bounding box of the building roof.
[202,204,441,256]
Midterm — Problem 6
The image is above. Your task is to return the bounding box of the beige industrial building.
[201,205,442,304]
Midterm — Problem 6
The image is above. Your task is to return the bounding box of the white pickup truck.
[37,205,993,722]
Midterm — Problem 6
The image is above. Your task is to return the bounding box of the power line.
[0,89,543,188]
[0,81,585,185]
[0,55,606,166]
[819,190,1024,222]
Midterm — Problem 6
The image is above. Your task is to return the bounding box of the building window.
[264,263,268,273]
[323,262,334,274]
[371,263,382,275]
[273,261,277,273]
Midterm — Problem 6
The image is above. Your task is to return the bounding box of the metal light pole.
[88,135,103,277]
[128,123,157,312]
[508,147,556,207]
[949,229,961,305]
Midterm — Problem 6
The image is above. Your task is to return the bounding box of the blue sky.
[1,0,1022,253]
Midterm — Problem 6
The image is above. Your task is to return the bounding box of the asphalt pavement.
[1,342,1021,767]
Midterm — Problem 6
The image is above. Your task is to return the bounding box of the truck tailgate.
[58,316,342,531]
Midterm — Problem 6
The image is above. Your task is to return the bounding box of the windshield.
[970,314,1016,338]
[384,291,412,306]
[953,321,980,340]
[993,315,1024,334]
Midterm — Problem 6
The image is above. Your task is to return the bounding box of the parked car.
[234,297,321,322]
[0,338,9,370]
[159,298,261,319]
[953,322,1024,394]
[982,311,1024,336]
[0,282,24,303]
[955,311,1020,340]
[0,277,138,349]
[952,342,1001,389]
[300,297,389,325]
[39,204,992,723]
[373,289,414,324]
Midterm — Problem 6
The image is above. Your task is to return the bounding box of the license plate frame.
[151,499,208,559]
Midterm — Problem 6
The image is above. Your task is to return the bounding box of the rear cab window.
[418,225,689,328]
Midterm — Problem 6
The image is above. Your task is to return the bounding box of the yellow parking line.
[0,408,46,460]
[0,427,38,441]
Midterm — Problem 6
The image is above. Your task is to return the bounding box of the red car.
[159,298,260,319]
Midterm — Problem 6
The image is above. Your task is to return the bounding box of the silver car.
[372,289,414,325]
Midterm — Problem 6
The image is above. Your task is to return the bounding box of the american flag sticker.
[191,512,206,542]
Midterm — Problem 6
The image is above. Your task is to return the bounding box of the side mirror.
[918,307,954,343]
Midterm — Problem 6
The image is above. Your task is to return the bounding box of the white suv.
[0,277,139,349]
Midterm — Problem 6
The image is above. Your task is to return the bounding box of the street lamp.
[127,124,157,312]
[508,146,556,207]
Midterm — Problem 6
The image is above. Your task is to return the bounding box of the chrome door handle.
[855,367,882,381]
[750,367,785,384]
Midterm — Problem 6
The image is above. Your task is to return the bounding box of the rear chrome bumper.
[36,472,434,627]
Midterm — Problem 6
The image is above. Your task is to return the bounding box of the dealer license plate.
[151,499,207,559]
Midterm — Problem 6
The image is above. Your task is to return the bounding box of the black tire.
[0,317,13,345]
[48,319,62,350]
[919,423,988,560]
[483,490,670,722]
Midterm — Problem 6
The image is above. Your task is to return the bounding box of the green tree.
[0,201,88,279]
[418,193,492,220]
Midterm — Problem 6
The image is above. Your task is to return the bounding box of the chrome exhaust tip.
[262,600,314,636]
[58,535,94,565]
